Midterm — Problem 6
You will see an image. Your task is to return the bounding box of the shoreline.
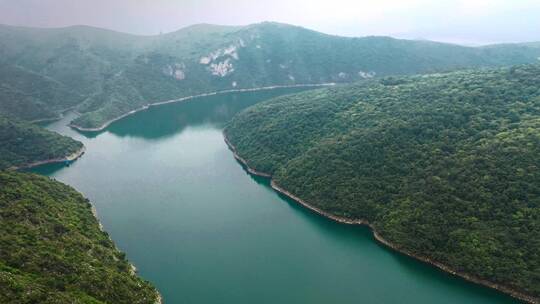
[8,146,86,171]
[29,115,63,124]
[29,105,83,125]
[70,83,336,132]
[223,133,538,304]
[91,205,163,304]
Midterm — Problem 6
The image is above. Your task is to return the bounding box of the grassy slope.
[1,23,540,128]
[0,171,159,304]
[225,64,540,299]
[0,115,83,169]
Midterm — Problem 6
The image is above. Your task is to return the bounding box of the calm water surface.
[33,88,518,304]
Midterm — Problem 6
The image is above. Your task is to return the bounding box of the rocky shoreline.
[91,205,163,304]
[9,146,86,171]
[223,133,538,304]
[70,83,336,132]
[223,136,271,177]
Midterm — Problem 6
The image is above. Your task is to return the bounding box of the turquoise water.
[33,88,518,304]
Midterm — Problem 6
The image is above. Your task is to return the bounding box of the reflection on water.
[108,89,307,140]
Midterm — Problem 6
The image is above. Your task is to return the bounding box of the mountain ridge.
[1,21,539,46]
[1,21,540,129]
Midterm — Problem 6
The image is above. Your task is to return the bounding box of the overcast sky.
[1,0,539,45]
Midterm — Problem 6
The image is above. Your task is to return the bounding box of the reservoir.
[32,88,518,304]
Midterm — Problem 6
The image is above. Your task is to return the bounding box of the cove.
[32,88,519,304]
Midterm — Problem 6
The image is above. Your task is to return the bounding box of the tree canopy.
[0,171,160,303]
[225,64,540,299]
[0,114,83,170]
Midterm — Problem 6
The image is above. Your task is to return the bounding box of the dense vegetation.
[1,22,540,128]
[225,64,540,300]
[0,115,83,170]
[0,171,160,303]
[0,64,83,121]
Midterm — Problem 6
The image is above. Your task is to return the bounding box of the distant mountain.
[224,64,540,302]
[0,170,160,303]
[0,114,83,170]
[521,42,540,48]
[1,22,540,129]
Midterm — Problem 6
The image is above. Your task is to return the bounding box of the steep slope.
[225,64,540,302]
[73,23,540,129]
[0,63,84,121]
[0,115,83,170]
[0,24,151,93]
[1,22,540,129]
[0,171,160,304]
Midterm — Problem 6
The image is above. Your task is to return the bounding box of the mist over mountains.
[1,22,540,129]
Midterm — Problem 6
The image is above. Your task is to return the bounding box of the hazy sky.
[1,0,539,45]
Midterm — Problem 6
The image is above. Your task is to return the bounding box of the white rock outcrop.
[200,57,211,65]
[358,71,376,79]
[163,63,186,80]
[223,45,239,60]
[199,40,247,76]
[209,59,234,77]
[174,69,185,80]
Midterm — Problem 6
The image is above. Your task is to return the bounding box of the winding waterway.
[33,88,518,304]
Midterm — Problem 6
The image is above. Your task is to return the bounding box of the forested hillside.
[1,22,540,129]
[0,171,160,303]
[0,64,83,121]
[0,115,83,170]
[225,64,540,301]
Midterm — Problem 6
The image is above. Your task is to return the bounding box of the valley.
[0,20,539,304]
[30,88,522,303]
